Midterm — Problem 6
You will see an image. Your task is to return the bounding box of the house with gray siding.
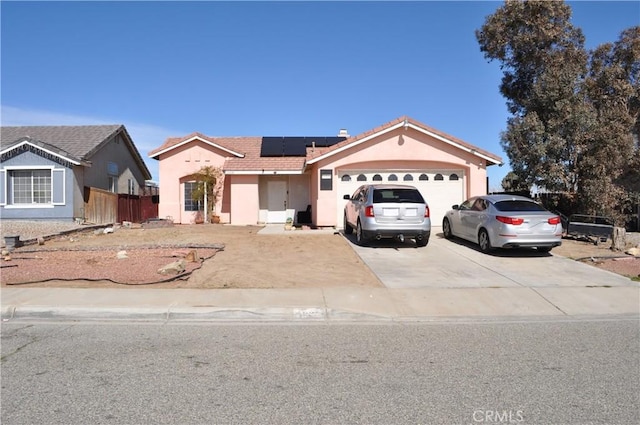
[0,125,151,221]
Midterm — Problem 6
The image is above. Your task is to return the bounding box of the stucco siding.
[72,166,85,220]
[157,140,227,224]
[84,134,148,194]
[230,175,259,225]
[0,150,75,221]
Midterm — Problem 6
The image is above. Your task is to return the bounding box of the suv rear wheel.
[356,220,368,246]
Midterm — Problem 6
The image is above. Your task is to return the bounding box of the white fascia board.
[306,121,406,165]
[1,141,82,165]
[406,123,502,165]
[225,170,304,175]
[149,136,245,159]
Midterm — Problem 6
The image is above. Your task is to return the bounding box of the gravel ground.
[4,220,639,248]
[1,220,89,245]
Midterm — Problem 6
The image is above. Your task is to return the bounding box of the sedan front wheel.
[443,218,453,239]
[343,214,353,235]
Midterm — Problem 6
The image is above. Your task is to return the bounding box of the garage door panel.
[337,170,464,228]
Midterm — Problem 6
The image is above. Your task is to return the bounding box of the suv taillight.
[365,206,375,217]
[424,206,430,218]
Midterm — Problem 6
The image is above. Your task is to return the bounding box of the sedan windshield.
[373,189,425,204]
[493,200,546,212]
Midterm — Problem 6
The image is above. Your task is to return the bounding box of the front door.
[267,180,288,223]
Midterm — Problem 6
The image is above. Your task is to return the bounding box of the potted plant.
[284,217,294,230]
[191,165,224,224]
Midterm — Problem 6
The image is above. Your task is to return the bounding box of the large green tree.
[477,0,639,223]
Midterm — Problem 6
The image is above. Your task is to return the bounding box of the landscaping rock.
[171,249,199,262]
[116,250,128,259]
[157,259,186,275]
[625,247,640,257]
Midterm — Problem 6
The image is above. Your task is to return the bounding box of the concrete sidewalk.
[2,285,638,322]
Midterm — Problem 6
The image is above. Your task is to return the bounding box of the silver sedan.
[442,194,563,253]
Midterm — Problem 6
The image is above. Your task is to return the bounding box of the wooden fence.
[84,187,159,224]
[84,187,117,225]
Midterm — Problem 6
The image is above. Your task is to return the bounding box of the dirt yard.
[1,224,383,289]
[1,223,639,288]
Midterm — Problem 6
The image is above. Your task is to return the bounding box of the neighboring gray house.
[0,125,151,221]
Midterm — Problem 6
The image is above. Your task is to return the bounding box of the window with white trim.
[184,181,203,211]
[11,169,52,204]
[128,179,135,195]
[108,176,118,193]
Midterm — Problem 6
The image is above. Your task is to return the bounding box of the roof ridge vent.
[338,129,349,138]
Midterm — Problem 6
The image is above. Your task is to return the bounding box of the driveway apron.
[345,230,635,289]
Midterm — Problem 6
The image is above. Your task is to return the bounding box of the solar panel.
[260,137,284,157]
[283,137,307,156]
[306,137,346,147]
[260,136,347,157]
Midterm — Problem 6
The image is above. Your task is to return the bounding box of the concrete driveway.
[344,228,635,289]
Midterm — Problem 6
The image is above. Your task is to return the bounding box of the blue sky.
[2,1,638,189]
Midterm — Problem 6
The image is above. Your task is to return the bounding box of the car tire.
[415,237,429,247]
[356,220,367,246]
[443,218,453,239]
[478,229,493,253]
[343,214,353,235]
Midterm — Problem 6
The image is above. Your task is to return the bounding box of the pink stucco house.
[149,116,503,227]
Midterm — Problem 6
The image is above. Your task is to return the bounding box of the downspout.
[204,181,208,223]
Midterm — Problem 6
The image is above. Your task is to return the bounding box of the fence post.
[611,227,626,251]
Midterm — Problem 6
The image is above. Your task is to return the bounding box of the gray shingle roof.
[0,125,151,179]
[0,125,122,158]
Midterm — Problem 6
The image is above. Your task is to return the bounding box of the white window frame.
[128,179,135,195]
[108,175,118,193]
[2,166,64,209]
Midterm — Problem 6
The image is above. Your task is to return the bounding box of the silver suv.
[343,184,431,247]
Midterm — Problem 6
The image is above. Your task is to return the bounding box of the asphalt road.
[1,319,638,425]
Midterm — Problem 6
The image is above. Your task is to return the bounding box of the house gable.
[306,116,502,167]
[0,137,83,167]
[149,133,246,160]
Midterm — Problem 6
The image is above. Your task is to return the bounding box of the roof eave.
[1,140,83,166]
[149,136,245,160]
[118,126,153,180]
[306,121,406,165]
[405,123,502,166]
[224,169,304,175]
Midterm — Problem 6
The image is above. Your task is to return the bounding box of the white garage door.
[337,170,464,227]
